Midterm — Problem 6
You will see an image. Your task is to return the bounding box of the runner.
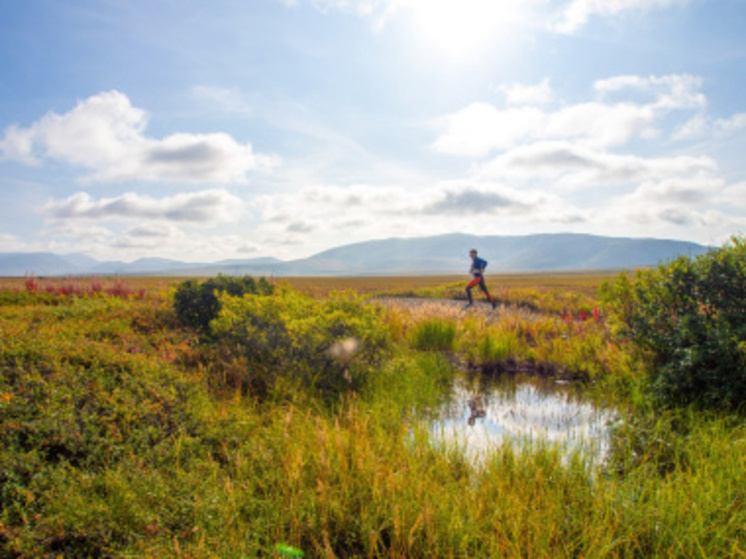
[465,248,497,309]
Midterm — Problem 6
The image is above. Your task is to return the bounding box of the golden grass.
[0,270,617,300]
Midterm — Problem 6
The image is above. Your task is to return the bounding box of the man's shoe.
[492,300,497,310]
[463,303,473,310]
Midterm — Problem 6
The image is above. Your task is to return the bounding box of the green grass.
[0,277,744,557]
[409,318,458,352]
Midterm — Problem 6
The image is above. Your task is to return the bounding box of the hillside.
[0,233,710,277]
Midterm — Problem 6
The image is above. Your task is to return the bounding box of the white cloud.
[598,173,730,232]
[43,189,244,223]
[673,111,746,141]
[434,74,712,159]
[422,187,532,216]
[498,79,553,106]
[250,178,592,259]
[633,176,725,205]
[717,182,746,209]
[715,113,746,133]
[0,125,39,165]
[552,0,685,34]
[110,224,184,249]
[672,114,709,141]
[0,91,279,184]
[432,103,545,156]
[126,223,182,239]
[0,233,39,252]
[594,74,706,110]
[477,141,718,187]
[433,100,656,157]
[285,0,688,40]
[41,221,114,240]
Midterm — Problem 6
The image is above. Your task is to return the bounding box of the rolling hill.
[0,233,711,277]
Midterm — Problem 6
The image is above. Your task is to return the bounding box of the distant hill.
[0,233,711,277]
[260,233,710,276]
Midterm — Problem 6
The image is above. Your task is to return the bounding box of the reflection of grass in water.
[434,377,616,465]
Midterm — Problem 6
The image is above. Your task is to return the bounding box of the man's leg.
[479,278,493,301]
[465,277,480,305]
[479,277,498,309]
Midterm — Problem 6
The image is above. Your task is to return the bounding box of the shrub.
[173,275,274,332]
[601,237,746,409]
[210,289,391,402]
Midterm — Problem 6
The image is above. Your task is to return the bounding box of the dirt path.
[371,296,543,323]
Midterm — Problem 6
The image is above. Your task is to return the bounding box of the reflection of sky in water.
[432,378,617,463]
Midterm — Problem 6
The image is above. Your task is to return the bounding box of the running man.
[465,249,497,309]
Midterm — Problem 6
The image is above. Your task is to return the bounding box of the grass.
[0,273,744,557]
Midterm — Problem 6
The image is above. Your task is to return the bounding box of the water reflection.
[433,375,616,463]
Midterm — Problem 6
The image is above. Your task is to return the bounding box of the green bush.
[601,237,746,408]
[173,275,273,332]
[211,289,391,402]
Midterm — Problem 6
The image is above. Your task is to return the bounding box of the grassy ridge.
[1,275,744,557]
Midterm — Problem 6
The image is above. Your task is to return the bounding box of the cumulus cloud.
[477,141,718,187]
[422,188,530,215]
[0,91,278,183]
[286,221,316,233]
[498,79,553,106]
[43,189,244,223]
[594,74,706,110]
[434,73,727,198]
[126,223,182,239]
[674,112,746,141]
[599,173,729,232]
[432,103,546,156]
[633,177,725,205]
[551,0,685,34]
[434,74,710,159]
[432,95,660,157]
[717,182,746,209]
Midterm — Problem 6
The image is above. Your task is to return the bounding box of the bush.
[601,237,746,409]
[173,275,273,332]
[210,289,391,402]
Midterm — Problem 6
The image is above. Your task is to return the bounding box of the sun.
[397,0,528,62]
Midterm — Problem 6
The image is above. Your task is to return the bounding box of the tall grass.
[409,318,457,352]
[1,279,744,557]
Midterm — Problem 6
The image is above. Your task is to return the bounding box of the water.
[432,375,617,464]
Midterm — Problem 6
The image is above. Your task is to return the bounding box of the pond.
[432,374,618,465]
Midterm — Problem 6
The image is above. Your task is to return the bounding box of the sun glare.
[399,0,527,61]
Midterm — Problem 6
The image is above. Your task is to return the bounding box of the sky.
[1,0,745,262]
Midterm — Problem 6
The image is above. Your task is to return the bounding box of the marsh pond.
[432,374,618,464]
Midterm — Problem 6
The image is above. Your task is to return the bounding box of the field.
[0,271,616,298]
[1,271,744,558]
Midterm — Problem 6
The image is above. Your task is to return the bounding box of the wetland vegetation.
[1,243,745,557]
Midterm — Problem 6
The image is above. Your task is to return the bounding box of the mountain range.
[0,233,711,277]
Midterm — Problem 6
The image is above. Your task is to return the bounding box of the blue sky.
[1,0,745,262]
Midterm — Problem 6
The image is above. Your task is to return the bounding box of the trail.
[371,296,543,323]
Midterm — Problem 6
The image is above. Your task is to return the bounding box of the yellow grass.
[0,271,616,300]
